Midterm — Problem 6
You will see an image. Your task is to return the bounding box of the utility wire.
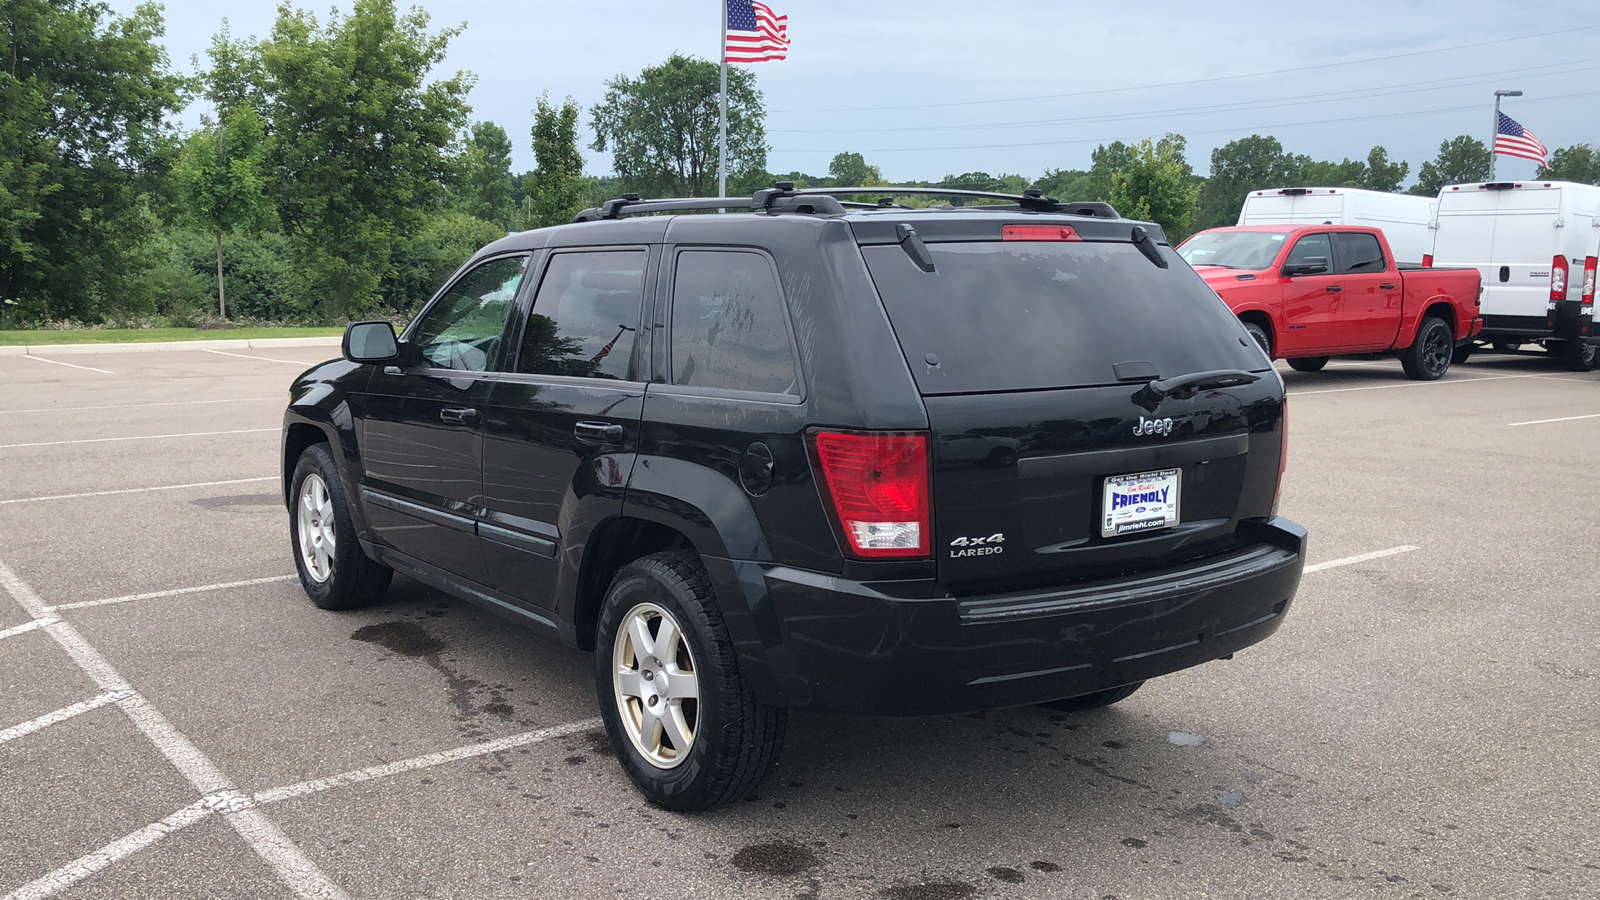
[770,23,1600,113]
[770,58,1600,134]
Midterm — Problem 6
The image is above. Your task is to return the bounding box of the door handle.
[1325,285,1343,293]
[439,406,480,426]
[1379,283,1396,290]
[574,421,625,444]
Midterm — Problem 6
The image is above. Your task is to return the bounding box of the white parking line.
[3,397,280,415]
[48,574,298,612]
[0,691,130,744]
[200,348,314,365]
[1303,545,1420,573]
[0,559,350,900]
[0,617,56,640]
[0,428,276,450]
[0,477,278,506]
[1291,372,1561,396]
[18,356,113,375]
[2,800,214,900]
[1508,412,1600,427]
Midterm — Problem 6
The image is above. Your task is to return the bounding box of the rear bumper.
[706,517,1306,716]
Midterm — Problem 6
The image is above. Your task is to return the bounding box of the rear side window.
[670,250,799,395]
[861,241,1265,395]
[1333,233,1385,274]
[518,250,646,380]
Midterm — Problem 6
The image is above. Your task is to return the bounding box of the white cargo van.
[1237,188,1436,266]
[1429,181,1599,370]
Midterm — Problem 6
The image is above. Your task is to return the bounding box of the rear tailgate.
[854,220,1283,595]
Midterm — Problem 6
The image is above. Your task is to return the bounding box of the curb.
[0,336,341,356]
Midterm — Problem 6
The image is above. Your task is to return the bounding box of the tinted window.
[1333,232,1385,274]
[1178,230,1289,270]
[1285,234,1331,268]
[671,251,798,395]
[862,241,1266,395]
[518,250,646,380]
[411,256,527,371]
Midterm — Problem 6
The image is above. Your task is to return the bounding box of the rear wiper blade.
[1131,225,1169,269]
[1133,369,1260,411]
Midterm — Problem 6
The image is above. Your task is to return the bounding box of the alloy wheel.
[1422,324,1452,377]
[612,602,700,769]
[296,473,336,583]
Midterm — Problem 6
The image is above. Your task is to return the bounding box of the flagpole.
[1489,93,1502,181]
[718,0,728,200]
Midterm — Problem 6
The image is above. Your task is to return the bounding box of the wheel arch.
[571,517,696,652]
[1236,308,1276,356]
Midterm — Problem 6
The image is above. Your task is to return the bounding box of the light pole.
[1490,89,1522,180]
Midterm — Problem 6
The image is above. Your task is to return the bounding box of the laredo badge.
[950,533,1005,558]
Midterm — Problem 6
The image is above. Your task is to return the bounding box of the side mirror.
[1283,256,1329,277]
[343,321,399,364]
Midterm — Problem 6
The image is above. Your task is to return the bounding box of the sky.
[122,0,1600,187]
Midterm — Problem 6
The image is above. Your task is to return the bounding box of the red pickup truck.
[1177,225,1483,380]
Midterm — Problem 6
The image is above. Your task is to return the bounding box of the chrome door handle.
[574,421,625,444]
[440,407,480,426]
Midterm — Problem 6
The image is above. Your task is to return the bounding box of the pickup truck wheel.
[1451,344,1474,364]
[1039,681,1144,712]
[1555,339,1598,372]
[290,443,392,610]
[1286,357,1329,373]
[595,551,787,812]
[1241,320,1272,358]
[1400,317,1453,381]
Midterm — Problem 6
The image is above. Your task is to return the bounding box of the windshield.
[1178,231,1290,270]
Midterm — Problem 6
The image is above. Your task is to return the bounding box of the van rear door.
[856,222,1284,595]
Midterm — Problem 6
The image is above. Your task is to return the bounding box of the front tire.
[1039,681,1144,712]
[1400,317,1453,380]
[595,551,786,812]
[1286,356,1329,373]
[290,442,392,610]
[1240,319,1273,358]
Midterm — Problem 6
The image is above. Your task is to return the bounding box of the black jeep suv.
[282,186,1306,811]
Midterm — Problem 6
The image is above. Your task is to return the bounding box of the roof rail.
[777,186,1121,218]
[571,187,849,222]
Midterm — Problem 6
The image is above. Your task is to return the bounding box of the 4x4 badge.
[950,533,1005,558]
[1134,416,1174,436]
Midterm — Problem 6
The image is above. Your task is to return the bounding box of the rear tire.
[290,443,392,610]
[1400,317,1453,381]
[1240,319,1272,358]
[1286,356,1329,373]
[1554,339,1598,372]
[1039,682,1144,712]
[595,551,786,812]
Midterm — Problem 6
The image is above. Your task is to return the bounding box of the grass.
[0,326,343,346]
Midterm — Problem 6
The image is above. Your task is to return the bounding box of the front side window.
[517,250,646,380]
[670,250,799,395]
[1285,234,1332,269]
[1332,232,1385,274]
[410,255,528,371]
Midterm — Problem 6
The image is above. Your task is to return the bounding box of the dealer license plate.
[1101,468,1181,537]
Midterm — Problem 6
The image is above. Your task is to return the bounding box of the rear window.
[862,241,1266,395]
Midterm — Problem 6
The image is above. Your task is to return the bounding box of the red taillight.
[1274,402,1288,511]
[1422,254,1434,268]
[1551,254,1569,302]
[1582,256,1597,306]
[1002,224,1082,242]
[811,431,931,559]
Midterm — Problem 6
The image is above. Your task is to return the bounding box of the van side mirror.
[1283,256,1328,277]
[343,321,399,363]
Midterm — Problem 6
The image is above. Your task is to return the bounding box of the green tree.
[827,152,882,188]
[1538,144,1600,185]
[1411,135,1490,195]
[529,93,585,227]
[460,121,514,228]
[1195,135,1298,230]
[0,0,185,322]
[250,0,474,314]
[1360,146,1409,192]
[176,104,272,318]
[1105,135,1199,240]
[589,54,767,197]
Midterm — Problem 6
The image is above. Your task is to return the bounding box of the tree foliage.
[589,54,767,197]
[1102,135,1199,240]
[460,121,514,228]
[0,0,185,322]
[250,0,474,313]
[529,93,586,227]
[1538,144,1600,185]
[176,104,272,316]
[1412,135,1490,195]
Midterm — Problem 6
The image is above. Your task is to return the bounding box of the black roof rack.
[571,184,1119,223]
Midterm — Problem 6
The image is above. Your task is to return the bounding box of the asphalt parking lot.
[2,345,1597,900]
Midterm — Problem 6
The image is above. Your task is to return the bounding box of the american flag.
[1494,112,1549,165]
[725,0,788,63]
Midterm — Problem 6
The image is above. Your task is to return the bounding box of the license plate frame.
[1101,468,1181,538]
